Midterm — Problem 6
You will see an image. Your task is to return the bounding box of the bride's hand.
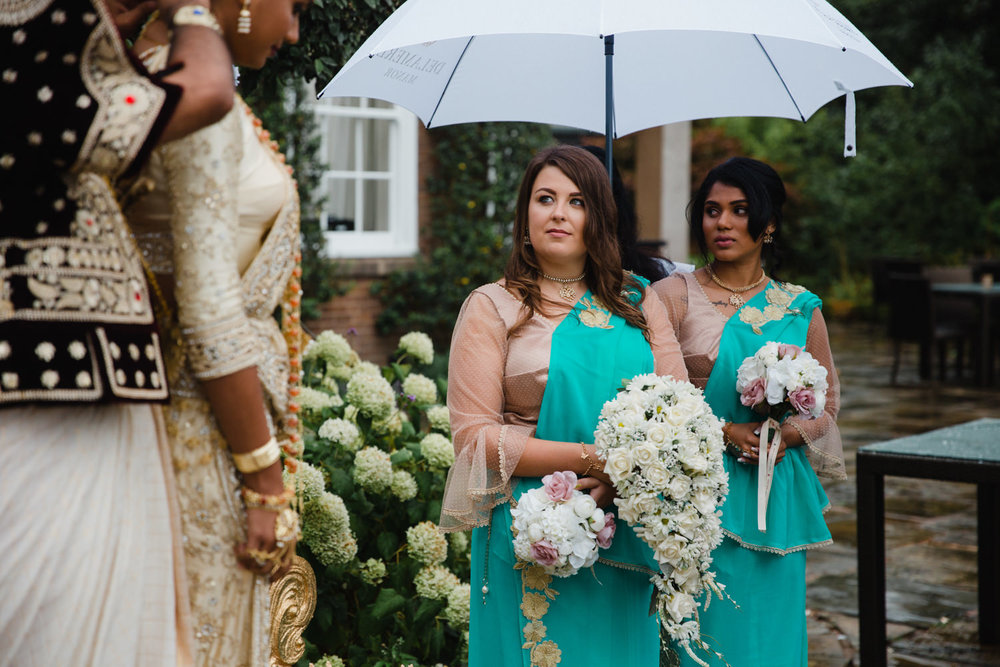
[576,476,616,508]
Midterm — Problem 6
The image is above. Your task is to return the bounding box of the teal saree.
[469,286,664,667]
[678,281,832,667]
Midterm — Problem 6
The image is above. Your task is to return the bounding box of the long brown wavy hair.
[504,145,650,340]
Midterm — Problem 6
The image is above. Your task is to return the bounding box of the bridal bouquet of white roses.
[593,373,728,663]
[736,342,828,531]
[510,470,617,578]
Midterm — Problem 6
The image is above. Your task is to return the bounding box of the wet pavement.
[805,322,1000,666]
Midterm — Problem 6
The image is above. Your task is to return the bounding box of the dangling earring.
[763,232,774,245]
[237,0,252,34]
[523,237,531,246]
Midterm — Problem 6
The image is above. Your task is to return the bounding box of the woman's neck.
[537,260,586,281]
[709,257,765,287]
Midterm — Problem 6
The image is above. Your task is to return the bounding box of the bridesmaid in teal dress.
[440,146,689,666]
[652,158,846,666]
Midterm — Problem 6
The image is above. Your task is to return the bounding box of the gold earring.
[763,232,774,245]
[237,0,251,34]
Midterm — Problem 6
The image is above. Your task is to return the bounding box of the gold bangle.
[580,443,597,477]
[232,436,280,474]
[241,484,295,511]
[170,5,222,34]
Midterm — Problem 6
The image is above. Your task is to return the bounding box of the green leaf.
[390,448,413,464]
[413,597,442,625]
[376,531,398,561]
[371,588,407,619]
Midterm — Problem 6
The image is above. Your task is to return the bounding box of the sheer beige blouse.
[440,282,688,531]
[652,272,846,480]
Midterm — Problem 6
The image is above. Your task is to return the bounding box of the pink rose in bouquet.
[739,377,766,409]
[529,539,560,566]
[596,513,616,549]
[542,470,577,502]
[788,387,817,416]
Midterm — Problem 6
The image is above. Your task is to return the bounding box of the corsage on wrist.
[240,483,295,510]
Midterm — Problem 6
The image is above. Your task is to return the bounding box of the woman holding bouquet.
[652,157,845,666]
[441,145,688,665]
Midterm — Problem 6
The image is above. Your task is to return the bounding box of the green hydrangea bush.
[295,330,471,667]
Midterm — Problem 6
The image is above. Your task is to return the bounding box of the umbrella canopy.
[319,0,911,150]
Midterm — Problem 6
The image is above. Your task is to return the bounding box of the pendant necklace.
[706,264,766,308]
[542,272,586,302]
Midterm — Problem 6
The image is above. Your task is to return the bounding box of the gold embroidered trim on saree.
[738,281,806,334]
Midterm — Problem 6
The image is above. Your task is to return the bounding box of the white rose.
[572,493,597,518]
[646,423,668,445]
[588,508,605,531]
[632,443,659,468]
[683,453,709,473]
[634,493,660,516]
[662,591,698,623]
[675,506,701,538]
[667,474,692,500]
[643,462,671,488]
[614,496,641,524]
[604,449,633,481]
[692,488,718,516]
[656,534,688,564]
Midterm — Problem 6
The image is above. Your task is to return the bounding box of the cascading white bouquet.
[593,373,728,665]
[735,342,828,531]
[510,470,617,578]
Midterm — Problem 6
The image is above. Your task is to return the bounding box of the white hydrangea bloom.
[402,373,437,406]
[425,405,451,433]
[313,655,346,667]
[317,418,362,451]
[390,469,418,501]
[301,491,357,567]
[298,386,342,413]
[398,331,434,365]
[345,372,395,420]
[353,446,393,492]
[443,582,471,628]
[358,557,387,586]
[413,564,459,600]
[448,530,469,556]
[284,459,325,503]
[303,330,354,366]
[420,433,455,469]
[372,409,405,436]
[350,360,382,378]
[406,521,448,565]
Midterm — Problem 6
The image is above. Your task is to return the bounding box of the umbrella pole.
[604,34,614,184]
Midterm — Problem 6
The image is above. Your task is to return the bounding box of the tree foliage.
[706,0,1000,292]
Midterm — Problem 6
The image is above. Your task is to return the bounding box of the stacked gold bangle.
[170,4,222,34]
[232,436,280,474]
[241,484,295,510]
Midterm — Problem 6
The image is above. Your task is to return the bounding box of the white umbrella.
[319,0,911,171]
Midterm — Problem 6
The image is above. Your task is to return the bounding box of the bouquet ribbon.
[756,417,782,532]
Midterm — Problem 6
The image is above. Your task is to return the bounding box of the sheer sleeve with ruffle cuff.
[440,290,529,531]
[158,107,259,380]
[787,308,846,480]
[641,286,689,382]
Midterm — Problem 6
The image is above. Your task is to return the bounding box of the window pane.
[370,98,393,109]
[324,178,356,231]
[326,96,362,107]
[323,117,356,171]
[362,179,389,232]
[363,118,391,172]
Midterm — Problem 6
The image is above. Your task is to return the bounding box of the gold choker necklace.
[706,265,766,308]
[542,272,586,302]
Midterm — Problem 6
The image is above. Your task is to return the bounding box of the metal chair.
[886,273,975,384]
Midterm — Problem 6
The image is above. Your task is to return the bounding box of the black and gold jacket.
[0,0,178,405]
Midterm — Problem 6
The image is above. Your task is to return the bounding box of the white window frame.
[311,99,419,258]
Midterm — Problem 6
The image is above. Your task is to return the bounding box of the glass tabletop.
[860,418,1000,463]
[931,283,1000,296]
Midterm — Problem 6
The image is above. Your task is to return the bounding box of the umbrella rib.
[427,36,475,129]
[753,34,806,122]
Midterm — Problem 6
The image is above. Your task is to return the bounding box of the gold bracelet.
[580,443,597,477]
[170,4,222,34]
[232,436,280,474]
[241,484,295,511]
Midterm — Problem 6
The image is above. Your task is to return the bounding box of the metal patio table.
[932,283,1000,385]
[857,418,1000,666]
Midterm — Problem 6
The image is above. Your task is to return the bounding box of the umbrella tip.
[842,47,846,52]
